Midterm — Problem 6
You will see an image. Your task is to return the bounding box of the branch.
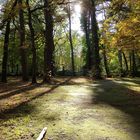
[0,0,18,30]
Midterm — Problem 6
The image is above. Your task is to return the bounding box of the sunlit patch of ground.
[0,77,140,140]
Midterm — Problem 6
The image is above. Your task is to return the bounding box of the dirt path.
[0,77,140,140]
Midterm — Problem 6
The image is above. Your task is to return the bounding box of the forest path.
[0,77,140,140]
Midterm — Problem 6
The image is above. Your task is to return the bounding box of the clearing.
[0,77,140,140]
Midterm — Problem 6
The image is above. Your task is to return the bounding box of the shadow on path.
[91,79,140,136]
[0,77,72,115]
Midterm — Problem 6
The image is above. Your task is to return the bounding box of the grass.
[0,77,140,140]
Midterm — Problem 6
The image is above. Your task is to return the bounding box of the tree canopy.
[0,0,140,83]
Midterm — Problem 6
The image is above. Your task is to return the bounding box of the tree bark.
[129,52,132,75]
[131,49,137,77]
[82,10,91,70]
[26,0,37,83]
[1,0,18,82]
[18,0,29,81]
[1,20,11,82]
[91,0,101,79]
[122,52,128,74]
[43,0,55,83]
[102,45,110,77]
[118,49,123,76]
[68,3,75,76]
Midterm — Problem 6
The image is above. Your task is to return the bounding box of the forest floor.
[0,77,140,140]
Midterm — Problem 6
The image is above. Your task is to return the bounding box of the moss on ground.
[0,77,140,140]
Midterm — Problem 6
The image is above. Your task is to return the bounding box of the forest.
[0,0,140,140]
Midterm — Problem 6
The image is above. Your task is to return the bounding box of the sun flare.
[74,4,81,15]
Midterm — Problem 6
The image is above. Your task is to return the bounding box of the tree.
[26,0,37,83]
[0,0,139,80]
[43,0,55,83]
[1,20,11,82]
[102,44,110,77]
[67,1,75,76]
[81,0,92,70]
[91,0,101,79]
[18,0,29,81]
[101,0,140,76]
[1,0,18,82]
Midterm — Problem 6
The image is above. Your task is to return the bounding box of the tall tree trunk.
[82,10,91,70]
[16,64,19,75]
[122,52,128,74]
[1,0,18,82]
[118,49,123,76]
[26,0,37,83]
[91,0,101,79]
[102,45,110,77]
[131,49,137,77]
[1,20,11,82]
[13,25,17,75]
[18,0,29,81]
[68,3,75,76]
[11,59,14,73]
[129,52,132,75]
[43,0,55,83]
